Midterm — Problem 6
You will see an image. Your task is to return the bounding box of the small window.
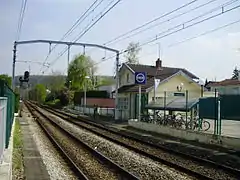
[126,73,129,83]
[174,92,185,97]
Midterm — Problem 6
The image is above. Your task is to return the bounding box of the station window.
[118,97,129,110]
[173,92,185,97]
[126,73,129,83]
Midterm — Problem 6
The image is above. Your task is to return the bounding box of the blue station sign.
[135,72,146,85]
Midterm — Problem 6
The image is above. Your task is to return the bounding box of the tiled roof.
[205,81,219,87]
[126,63,199,79]
[207,79,240,87]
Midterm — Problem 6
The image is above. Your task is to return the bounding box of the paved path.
[19,118,50,180]
[206,119,240,138]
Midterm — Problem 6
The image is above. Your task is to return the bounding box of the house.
[98,85,115,98]
[206,78,240,95]
[95,76,115,98]
[113,58,210,119]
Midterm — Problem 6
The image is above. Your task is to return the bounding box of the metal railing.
[0,80,15,149]
[0,97,7,162]
[69,105,129,121]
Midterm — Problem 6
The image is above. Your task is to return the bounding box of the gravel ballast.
[22,105,77,180]
[34,110,119,180]
[49,108,239,180]
[73,117,235,179]
[39,107,193,180]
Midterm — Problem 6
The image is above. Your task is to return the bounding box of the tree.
[95,76,115,88]
[67,54,97,91]
[231,67,239,80]
[29,84,46,103]
[124,42,141,64]
[0,74,12,87]
[58,87,73,106]
[48,70,65,92]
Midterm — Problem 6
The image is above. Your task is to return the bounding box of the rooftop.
[126,62,199,79]
[206,79,240,87]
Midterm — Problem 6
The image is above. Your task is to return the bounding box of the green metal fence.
[0,80,15,148]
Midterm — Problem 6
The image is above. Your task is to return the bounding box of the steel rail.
[48,106,240,177]
[26,102,139,180]
[24,102,89,180]
[40,105,236,180]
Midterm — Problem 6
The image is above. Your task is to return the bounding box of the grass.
[12,118,25,180]
[45,99,62,108]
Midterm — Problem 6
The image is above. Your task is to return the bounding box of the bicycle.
[186,117,210,131]
[141,114,154,123]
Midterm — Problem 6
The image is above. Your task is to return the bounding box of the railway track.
[37,103,240,180]
[25,102,139,180]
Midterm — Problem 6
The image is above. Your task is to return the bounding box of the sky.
[0,0,240,81]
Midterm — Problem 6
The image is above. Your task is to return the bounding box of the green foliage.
[45,91,57,102]
[12,118,24,179]
[15,93,20,113]
[96,77,115,88]
[124,42,141,64]
[29,84,47,103]
[67,54,97,91]
[58,87,72,106]
[0,74,12,87]
[232,66,239,80]
[45,99,62,108]
[48,71,65,92]
[35,84,47,103]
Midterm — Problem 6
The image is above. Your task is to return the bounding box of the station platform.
[19,117,50,180]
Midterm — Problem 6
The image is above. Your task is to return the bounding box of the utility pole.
[67,45,71,67]
[115,52,120,120]
[154,43,161,104]
[12,42,17,90]
[153,43,161,119]
[83,45,86,55]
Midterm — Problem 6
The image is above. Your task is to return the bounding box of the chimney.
[156,58,162,70]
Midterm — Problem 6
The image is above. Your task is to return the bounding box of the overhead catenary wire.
[57,17,240,79]
[43,0,240,75]
[106,0,228,45]
[138,18,240,59]
[40,0,119,75]
[73,0,118,42]
[85,0,221,55]
[142,2,240,46]
[41,0,213,73]
[40,0,122,75]
[40,0,105,73]
[48,0,105,52]
[60,0,105,41]
[168,18,240,47]
[103,0,199,45]
[42,0,240,76]
[96,2,240,63]
[16,0,28,41]
[16,0,24,40]
[43,0,196,72]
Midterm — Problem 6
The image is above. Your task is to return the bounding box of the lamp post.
[84,76,90,113]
